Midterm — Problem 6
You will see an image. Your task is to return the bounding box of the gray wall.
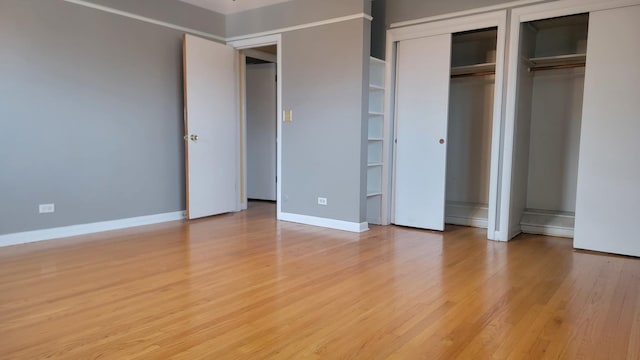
[0,0,221,234]
[281,18,370,223]
[226,0,369,38]
[84,0,225,37]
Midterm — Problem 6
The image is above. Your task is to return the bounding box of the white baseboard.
[520,209,574,238]
[279,212,369,233]
[0,211,186,248]
[445,201,488,228]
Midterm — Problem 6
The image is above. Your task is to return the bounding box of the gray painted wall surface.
[84,0,225,37]
[0,0,197,234]
[281,19,369,223]
[226,0,369,38]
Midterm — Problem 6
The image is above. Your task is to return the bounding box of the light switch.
[283,109,293,122]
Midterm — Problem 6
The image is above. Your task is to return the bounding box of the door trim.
[228,34,283,220]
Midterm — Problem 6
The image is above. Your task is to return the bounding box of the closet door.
[393,34,452,231]
[574,5,640,257]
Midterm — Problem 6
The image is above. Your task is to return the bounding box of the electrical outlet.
[39,204,55,214]
[317,197,327,206]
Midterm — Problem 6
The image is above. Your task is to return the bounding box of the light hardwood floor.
[1,201,639,359]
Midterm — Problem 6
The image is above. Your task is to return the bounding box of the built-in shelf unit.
[367,57,385,225]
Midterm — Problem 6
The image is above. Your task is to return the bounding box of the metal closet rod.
[529,63,586,72]
[449,62,585,78]
[450,71,496,78]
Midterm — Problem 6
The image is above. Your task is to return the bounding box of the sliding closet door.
[574,5,640,256]
[393,34,452,231]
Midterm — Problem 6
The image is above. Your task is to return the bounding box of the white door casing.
[183,34,239,219]
[393,34,452,231]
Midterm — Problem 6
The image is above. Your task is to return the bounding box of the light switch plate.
[283,109,293,122]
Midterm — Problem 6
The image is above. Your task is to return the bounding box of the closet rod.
[529,63,586,72]
[451,71,496,79]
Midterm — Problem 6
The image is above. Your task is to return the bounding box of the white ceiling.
[179,0,294,14]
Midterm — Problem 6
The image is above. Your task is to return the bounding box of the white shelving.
[367,57,385,225]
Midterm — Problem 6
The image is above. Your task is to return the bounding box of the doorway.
[229,34,283,217]
[243,46,278,205]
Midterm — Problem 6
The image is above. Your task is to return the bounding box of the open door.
[183,34,238,219]
[393,34,452,231]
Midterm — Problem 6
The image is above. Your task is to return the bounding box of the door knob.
[184,134,199,142]
[439,138,445,144]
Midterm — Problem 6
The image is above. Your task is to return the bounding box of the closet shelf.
[368,138,383,142]
[528,53,586,71]
[450,62,496,78]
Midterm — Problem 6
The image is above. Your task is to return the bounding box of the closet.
[445,28,497,229]
[509,14,589,238]
[504,1,640,256]
[392,15,504,237]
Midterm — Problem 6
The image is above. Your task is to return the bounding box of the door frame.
[384,11,508,240]
[500,0,640,240]
[228,34,283,219]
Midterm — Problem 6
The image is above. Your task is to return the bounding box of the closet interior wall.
[445,29,497,228]
[510,14,589,238]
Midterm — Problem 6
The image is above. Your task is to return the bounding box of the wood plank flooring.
[1,201,639,359]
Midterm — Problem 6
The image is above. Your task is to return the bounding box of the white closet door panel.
[574,5,640,256]
[393,34,452,231]
[184,34,238,219]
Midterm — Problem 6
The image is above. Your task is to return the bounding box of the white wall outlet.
[317,197,327,206]
[39,203,55,214]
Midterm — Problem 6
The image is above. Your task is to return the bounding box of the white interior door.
[183,34,238,219]
[574,5,640,257]
[246,63,277,201]
[393,34,452,231]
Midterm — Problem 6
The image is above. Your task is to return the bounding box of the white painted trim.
[228,34,283,220]
[63,1,372,45]
[279,213,369,233]
[62,0,225,42]
[521,225,574,238]
[226,13,373,42]
[390,0,545,28]
[519,210,575,238]
[0,211,185,248]
[492,230,509,242]
[499,0,640,241]
[445,202,489,229]
[384,11,508,242]
[387,11,506,42]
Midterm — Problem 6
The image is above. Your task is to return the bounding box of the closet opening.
[243,46,278,211]
[445,27,498,229]
[391,18,505,236]
[511,13,589,238]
